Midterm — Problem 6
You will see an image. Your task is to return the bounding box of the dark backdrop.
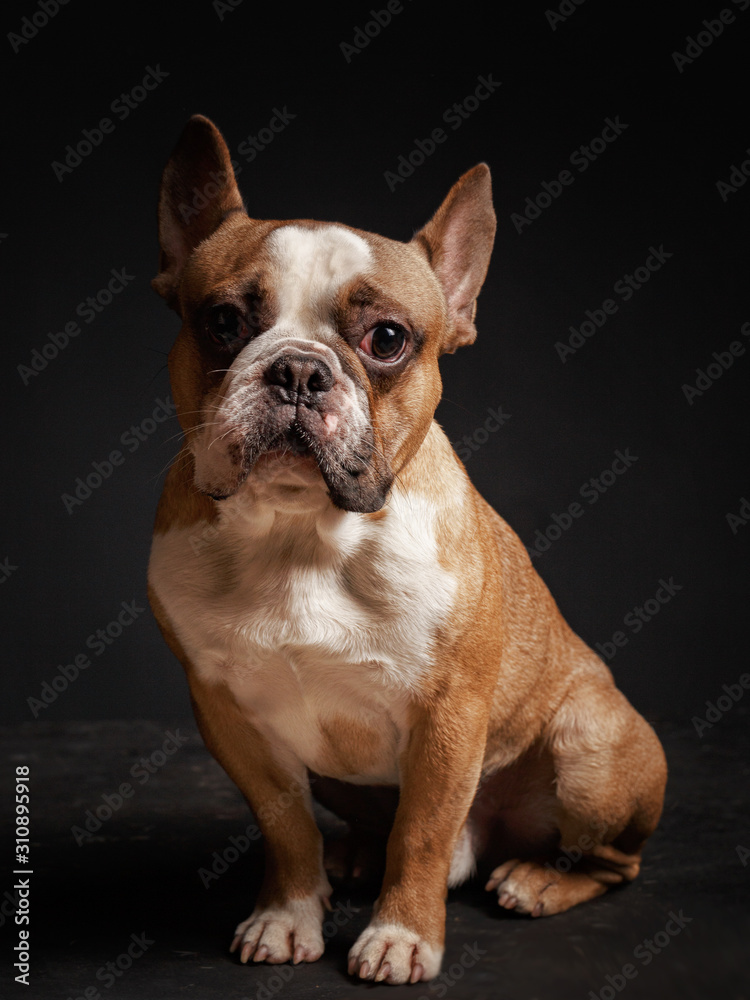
[3,0,748,724]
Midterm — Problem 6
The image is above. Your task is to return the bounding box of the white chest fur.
[149,487,457,784]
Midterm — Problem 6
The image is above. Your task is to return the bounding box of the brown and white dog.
[147,115,667,986]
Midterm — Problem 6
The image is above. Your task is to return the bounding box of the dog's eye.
[206,306,250,351]
[358,323,407,362]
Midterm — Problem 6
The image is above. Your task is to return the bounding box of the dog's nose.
[264,354,334,398]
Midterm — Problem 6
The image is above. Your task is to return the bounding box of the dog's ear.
[152,115,245,310]
[412,164,496,354]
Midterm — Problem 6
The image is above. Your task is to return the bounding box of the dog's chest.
[149,493,456,783]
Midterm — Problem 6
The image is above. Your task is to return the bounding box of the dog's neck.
[213,479,370,555]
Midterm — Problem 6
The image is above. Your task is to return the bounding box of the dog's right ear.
[152,115,245,311]
[412,164,495,355]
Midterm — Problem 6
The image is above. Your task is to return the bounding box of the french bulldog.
[148,115,667,986]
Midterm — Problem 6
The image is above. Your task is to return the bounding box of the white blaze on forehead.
[268,224,372,326]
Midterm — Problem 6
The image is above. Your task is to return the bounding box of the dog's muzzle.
[195,342,394,514]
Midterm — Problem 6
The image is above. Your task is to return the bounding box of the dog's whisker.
[149,447,189,486]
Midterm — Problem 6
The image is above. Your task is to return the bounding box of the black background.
[3,0,749,727]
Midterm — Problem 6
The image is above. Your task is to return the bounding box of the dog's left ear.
[152,114,246,311]
[412,164,496,354]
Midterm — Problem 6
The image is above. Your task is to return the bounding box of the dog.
[147,115,667,986]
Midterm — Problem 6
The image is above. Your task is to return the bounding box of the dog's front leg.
[348,695,489,985]
[188,673,331,965]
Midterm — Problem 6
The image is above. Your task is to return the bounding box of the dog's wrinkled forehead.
[268,223,373,329]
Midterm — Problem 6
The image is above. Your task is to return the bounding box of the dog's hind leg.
[484,676,667,917]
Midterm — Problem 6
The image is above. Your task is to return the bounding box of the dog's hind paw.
[486,858,607,916]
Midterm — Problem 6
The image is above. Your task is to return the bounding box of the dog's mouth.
[281,421,318,458]
[261,419,376,504]
[204,413,388,513]
[205,425,315,499]
[247,424,320,479]
[254,424,313,460]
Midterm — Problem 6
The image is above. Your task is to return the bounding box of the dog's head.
[153,115,496,514]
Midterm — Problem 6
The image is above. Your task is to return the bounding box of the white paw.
[347,921,442,985]
[230,895,325,965]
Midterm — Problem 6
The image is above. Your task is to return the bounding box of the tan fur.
[153,449,217,533]
[318,715,390,777]
[148,116,667,986]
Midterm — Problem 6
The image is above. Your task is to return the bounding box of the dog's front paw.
[230,895,325,965]
[347,921,442,985]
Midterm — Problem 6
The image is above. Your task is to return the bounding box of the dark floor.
[1,712,748,1000]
